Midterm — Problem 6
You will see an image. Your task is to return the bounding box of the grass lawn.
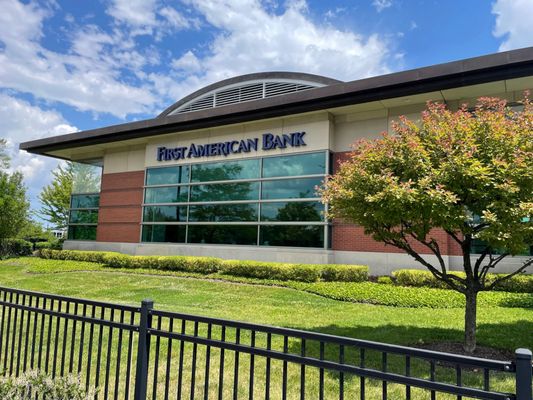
[0,257,531,352]
[0,257,531,399]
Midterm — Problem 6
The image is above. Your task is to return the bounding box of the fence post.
[515,348,532,400]
[134,299,153,400]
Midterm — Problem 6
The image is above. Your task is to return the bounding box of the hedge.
[0,239,32,259]
[39,249,368,283]
[35,240,63,250]
[392,269,533,293]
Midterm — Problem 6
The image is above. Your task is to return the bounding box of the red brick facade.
[331,152,462,256]
[97,171,144,243]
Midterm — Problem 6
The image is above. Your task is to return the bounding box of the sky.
[1,0,532,227]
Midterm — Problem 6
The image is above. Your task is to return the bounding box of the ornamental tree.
[321,96,533,353]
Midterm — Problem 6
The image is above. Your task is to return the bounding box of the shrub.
[35,240,63,250]
[392,269,533,293]
[39,250,368,283]
[40,249,118,264]
[0,370,95,399]
[321,264,368,282]
[220,260,322,282]
[377,276,393,285]
[0,238,32,259]
[392,269,453,289]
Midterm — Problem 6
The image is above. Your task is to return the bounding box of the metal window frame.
[140,150,330,248]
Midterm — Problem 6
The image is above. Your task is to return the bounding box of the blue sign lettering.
[157,132,305,161]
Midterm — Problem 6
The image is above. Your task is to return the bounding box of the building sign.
[157,131,306,161]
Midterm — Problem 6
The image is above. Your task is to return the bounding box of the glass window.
[191,159,260,182]
[144,186,189,204]
[262,152,326,178]
[67,225,97,241]
[72,162,102,194]
[69,210,99,224]
[190,182,260,202]
[142,225,186,243]
[188,225,258,245]
[471,239,533,256]
[71,194,100,209]
[189,203,258,222]
[260,202,324,221]
[260,225,324,248]
[261,177,322,200]
[143,206,187,222]
[146,166,189,186]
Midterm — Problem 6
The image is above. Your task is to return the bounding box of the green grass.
[0,257,531,399]
[1,257,532,351]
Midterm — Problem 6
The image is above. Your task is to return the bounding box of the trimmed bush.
[392,269,533,293]
[321,264,368,282]
[39,250,368,283]
[0,238,32,259]
[377,276,393,285]
[35,240,63,250]
[220,260,322,282]
[392,269,451,289]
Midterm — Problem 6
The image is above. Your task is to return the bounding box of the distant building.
[21,48,533,274]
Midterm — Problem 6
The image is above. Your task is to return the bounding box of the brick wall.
[97,171,144,243]
[331,152,462,256]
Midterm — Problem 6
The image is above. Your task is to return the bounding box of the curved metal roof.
[158,72,342,117]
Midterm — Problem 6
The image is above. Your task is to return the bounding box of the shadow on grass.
[286,320,533,358]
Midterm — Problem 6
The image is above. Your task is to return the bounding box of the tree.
[0,139,9,170]
[39,163,73,229]
[322,96,533,353]
[0,168,29,240]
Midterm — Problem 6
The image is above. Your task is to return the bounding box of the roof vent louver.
[170,77,329,115]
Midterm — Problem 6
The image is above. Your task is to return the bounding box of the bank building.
[20,47,533,275]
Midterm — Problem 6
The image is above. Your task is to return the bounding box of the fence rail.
[0,285,531,399]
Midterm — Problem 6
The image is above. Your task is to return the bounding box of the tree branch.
[484,257,533,291]
[382,234,465,293]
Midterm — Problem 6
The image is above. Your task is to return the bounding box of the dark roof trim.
[20,47,533,156]
[157,71,342,118]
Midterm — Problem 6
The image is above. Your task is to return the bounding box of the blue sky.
[1,0,532,226]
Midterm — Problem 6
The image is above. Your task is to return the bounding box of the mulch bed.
[414,342,513,361]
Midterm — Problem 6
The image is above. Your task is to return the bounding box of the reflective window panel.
[146,165,189,186]
[144,186,189,204]
[143,206,187,222]
[69,209,99,224]
[262,152,326,178]
[260,225,324,248]
[190,181,260,202]
[67,225,97,241]
[189,203,258,222]
[261,177,323,200]
[260,201,324,221]
[71,194,100,209]
[191,159,260,182]
[188,225,258,245]
[141,225,186,243]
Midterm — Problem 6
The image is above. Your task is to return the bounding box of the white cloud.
[492,0,533,51]
[107,0,159,28]
[0,93,78,214]
[372,0,393,13]
[163,0,390,102]
[0,1,158,118]
[107,0,196,36]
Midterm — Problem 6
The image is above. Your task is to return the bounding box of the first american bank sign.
[157,131,306,162]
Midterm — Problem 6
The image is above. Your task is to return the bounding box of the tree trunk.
[464,289,478,353]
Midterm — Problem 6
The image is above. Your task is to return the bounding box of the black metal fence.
[0,285,531,399]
